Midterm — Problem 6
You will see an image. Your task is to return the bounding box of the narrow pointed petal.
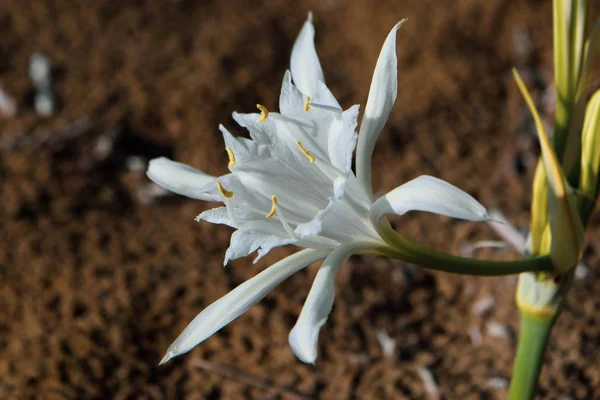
[158,249,330,365]
[370,175,493,229]
[288,242,371,363]
[290,13,325,97]
[147,157,218,201]
[356,20,406,199]
[328,105,359,173]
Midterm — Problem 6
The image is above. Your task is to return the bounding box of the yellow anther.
[304,97,311,112]
[225,146,236,167]
[216,181,234,199]
[296,141,315,163]
[256,104,269,122]
[266,195,278,219]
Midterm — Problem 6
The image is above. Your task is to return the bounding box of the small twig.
[193,358,314,400]
[0,119,93,150]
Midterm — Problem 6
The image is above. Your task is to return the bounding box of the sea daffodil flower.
[148,15,498,365]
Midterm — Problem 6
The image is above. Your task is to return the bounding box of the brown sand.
[1,0,599,398]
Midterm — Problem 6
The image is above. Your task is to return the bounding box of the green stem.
[507,313,555,400]
[374,224,554,276]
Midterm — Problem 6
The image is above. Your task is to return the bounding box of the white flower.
[148,14,494,365]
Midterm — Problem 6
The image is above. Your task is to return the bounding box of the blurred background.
[1,0,599,398]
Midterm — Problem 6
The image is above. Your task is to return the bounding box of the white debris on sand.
[461,240,507,257]
[486,377,509,389]
[417,366,440,399]
[29,53,52,90]
[347,352,370,366]
[34,90,56,117]
[376,330,396,358]
[575,263,589,279]
[126,156,146,173]
[486,320,510,340]
[472,296,496,316]
[467,325,483,346]
[137,183,169,204]
[0,87,17,117]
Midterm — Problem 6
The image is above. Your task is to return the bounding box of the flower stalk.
[375,222,553,276]
[507,313,555,400]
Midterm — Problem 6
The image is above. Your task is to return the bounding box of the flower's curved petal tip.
[146,157,217,201]
[394,18,408,30]
[158,350,175,366]
[307,11,313,22]
[288,327,318,364]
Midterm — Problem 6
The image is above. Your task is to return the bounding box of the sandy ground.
[1,0,599,398]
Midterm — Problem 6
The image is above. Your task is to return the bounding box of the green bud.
[552,0,592,175]
[514,69,584,273]
[580,90,600,200]
[530,162,549,256]
[562,16,600,179]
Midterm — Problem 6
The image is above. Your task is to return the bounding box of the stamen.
[266,195,278,218]
[276,207,297,239]
[225,146,236,167]
[216,181,234,199]
[296,141,315,163]
[264,196,297,239]
[304,97,311,112]
[256,104,269,122]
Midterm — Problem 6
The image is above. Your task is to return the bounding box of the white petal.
[290,13,325,98]
[370,175,493,228]
[232,111,274,144]
[159,249,330,365]
[356,20,405,199]
[294,197,334,238]
[328,105,359,173]
[219,124,270,165]
[147,157,218,201]
[288,242,373,363]
[279,70,340,117]
[225,222,295,265]
[195,207,233,226]
[279,70,306,116]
